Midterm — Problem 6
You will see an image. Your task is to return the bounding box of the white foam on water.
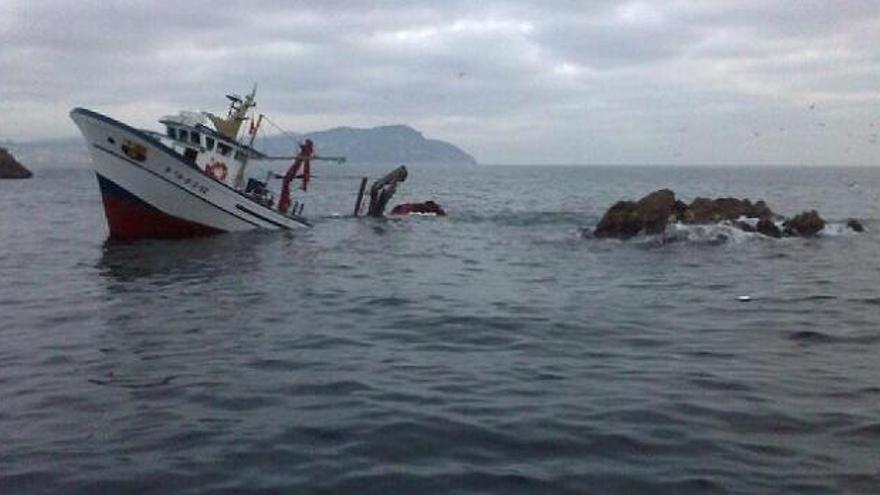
[820,222,859,237]
[662,222,760,245]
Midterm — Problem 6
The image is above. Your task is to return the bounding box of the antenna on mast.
[207,84,259,140]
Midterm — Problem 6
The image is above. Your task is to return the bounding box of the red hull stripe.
[96,174,224,240]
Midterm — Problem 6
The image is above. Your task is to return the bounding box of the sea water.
[1,164,879,494]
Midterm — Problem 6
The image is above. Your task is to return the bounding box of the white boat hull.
[70,108,309,240]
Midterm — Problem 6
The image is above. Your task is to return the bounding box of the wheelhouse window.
[190,131,201,146]
[234,150,247,161]
[166,126,175,138]
[217,143,232,156]
[179,129,189,143]
[205,137,215,151]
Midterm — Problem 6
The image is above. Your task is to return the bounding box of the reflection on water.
[96,230,278,284]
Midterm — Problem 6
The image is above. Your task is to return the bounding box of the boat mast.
[206,84,257,141]
[234,112,263,189]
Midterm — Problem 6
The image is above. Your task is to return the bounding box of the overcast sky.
[2,1,879,165]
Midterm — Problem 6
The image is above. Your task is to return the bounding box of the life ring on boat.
[206,161,228,181]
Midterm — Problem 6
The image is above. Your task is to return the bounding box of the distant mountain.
[2,123,476,170]
[259,124,477,165]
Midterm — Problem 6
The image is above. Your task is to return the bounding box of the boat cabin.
[155,87,261,190]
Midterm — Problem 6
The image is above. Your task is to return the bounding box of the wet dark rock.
[593,200,641,239]
[680,197,773,224]
[673,200,689,219]
[0,147,32,179]
[783,210,825,237]
[846,219,865,232]
[594,189,678,239]
[756,218,782,238]
[679,197,710,223]
[734,221,756,233]
[752,200,774,220]
[635,189,677,234]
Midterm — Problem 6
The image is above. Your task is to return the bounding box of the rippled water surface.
[2,165,879,494]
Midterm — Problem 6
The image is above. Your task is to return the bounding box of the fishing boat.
[70,86,337,240]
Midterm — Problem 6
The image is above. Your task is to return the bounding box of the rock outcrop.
[592,189,846,240]
[680,197,773,224]
[755,218,782,238]
[594,189,675,238]
[846,219,865,232]
[0,147,32,179]
[593,201,638,238]
[783,210,825,237]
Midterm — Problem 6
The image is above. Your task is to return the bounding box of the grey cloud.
[2,1,879,165]
[532,18,700,69]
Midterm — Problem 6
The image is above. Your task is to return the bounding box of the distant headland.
[261,124,477,165]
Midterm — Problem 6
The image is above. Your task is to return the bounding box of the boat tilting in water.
[71,87,340,240]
